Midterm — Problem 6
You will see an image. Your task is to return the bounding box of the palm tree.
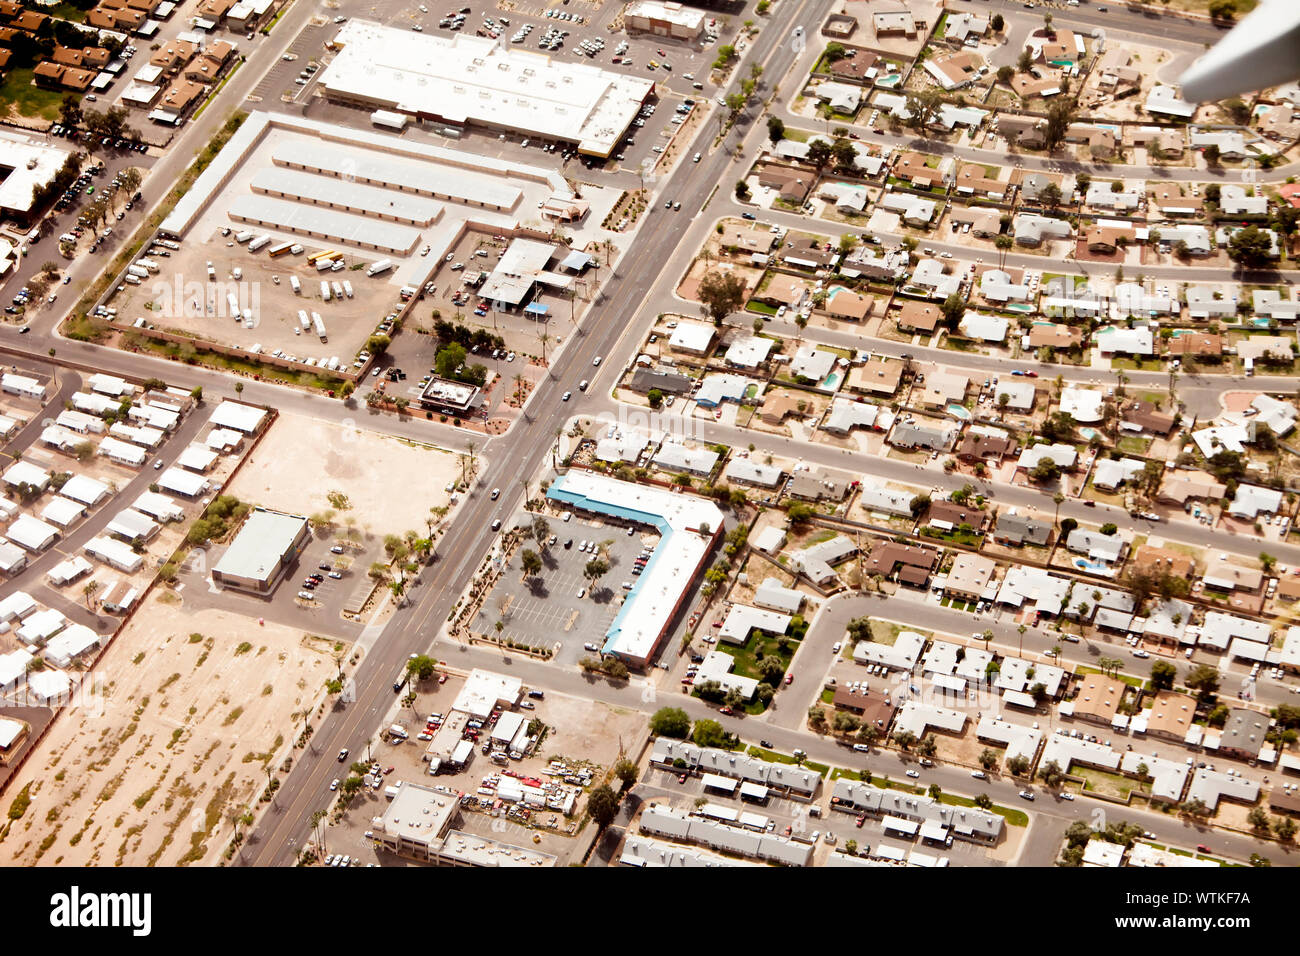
[83,579,100,610]
[539,330,551,374]
[1052,492,1066,530]
[1017,623,1027,657]
[995,234,1013,270]
[234,381,244,397]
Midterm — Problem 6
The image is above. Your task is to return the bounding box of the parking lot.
[472,513,662,666]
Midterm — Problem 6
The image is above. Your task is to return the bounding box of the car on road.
[337,748,348,762]
[719,706,733,716]
[760,740,773,748]
[330,778,339,791]
[1196,843,1210,853]
[297,590,315,600]
[784,672,793,685]
[1060,792,1075,801]
[971,770,987,779]
[831,641,842,653]
[583,642,600,652]
[490,487,501,499]
[1018,790,1036,801]
[741,212,756,220]
[592,355,602,366]
[331,545,344,554]
[678,773,687,784]
[562,391,571,401]
[490,519,502,531]
[905,770,920,778]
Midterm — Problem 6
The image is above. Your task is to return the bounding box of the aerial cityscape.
[1,0,1298,877]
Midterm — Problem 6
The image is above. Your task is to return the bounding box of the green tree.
[766,115,785,143]
[1226,225,1274,268]
[990,13,1004,31]
[1044,97,1079,153]
[435,343,467,379]
[647,388,663,409]
[979,749,999,771]
[996,64,1013,85]
[650,707,690,738]
[940,293,967,327]
[1150,659,1177,691]
[1185,664,1221,701]
[697,270,747,326]
[613,758,638,791]
[823,42,848,63]
[405,654,437,682]
[691,719,729,748]
[587,784,620,828]
[584,557,610,593]
[520,548,543,579]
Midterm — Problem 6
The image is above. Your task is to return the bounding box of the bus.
[268,241,294,258]
[306,249,339,265]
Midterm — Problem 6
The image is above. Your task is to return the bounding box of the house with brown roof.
[1132,545,1195,581]
[1129,127,1185,157]
[892,152,945,189]
[81,47,111,68]
[125,0,161,11]
[32,61,66,88]
[1066,124,1116,157]
[0,49,10,71]
[1068,674,1126,726]
[864,541,937,587]
[826,46,878,81]
[761,273,807,307]
[1118,398,1176,436]
[957,430,1017,462]
[948,205,1002,238]
[1166,332,1222,357]
[826,291,873,321]
[923,51,983,91]
[156,78,206,117]
[759,392,805,426]
[58,67,94,91]
[757,166,813,204]
[0,0,21,19]
[1258,104,1300,144]
[151,38,198,73]
[1158,470,1226,505]
[52,47,86,68]
[926,500,988,532]
[1010,72,1065,100]
[11,10,49,31]
[197,0,236,20]
[897,300,940,334]
[847,358,902,396]
[954,163,1006,199]
[1032,29,1080,64]
[1027,323,1083,350]
[831,686,897,727]
[996,115,1047,149]
[1145,690,1199,742]
[1085,224,1137,254]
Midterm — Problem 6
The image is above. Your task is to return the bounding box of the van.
[852,743,871,753]
[528,689,545,699]
[622,581,633,590]
[808,805,822,818]
[692,82,703,90]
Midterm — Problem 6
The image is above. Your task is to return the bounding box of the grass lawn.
[717,629,796,681]
[1074,665,1145,689]
[1111,357,1164,372]
[936,792,1030,828]
[869,619,928,646]
[746,299,777,315]
[0,69,66,122]
[1116,435,1152,456]
[1075,766,1137,798]
[746,746,829,776]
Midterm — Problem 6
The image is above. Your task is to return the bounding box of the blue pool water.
[947,404,972,421]
[823,371,842,389]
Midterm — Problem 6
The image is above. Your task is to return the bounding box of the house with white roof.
[1229,484,1283,519]
[1016,443,1077,472]
[1219,184,1268,215]
[1184,285,1239,319]
[724,335,774,369]
[822,397,882,435]
[1093,325,1154,356]
[1092,457,1146,491]
[1253,289,1300,322]
[1059,387,1104,423]
[979,270,1029,302]
[909,258,961,296]
[878,192,937,226]
[996,565,1071,617]
[789,346,836,382]
[957,311,1008,343]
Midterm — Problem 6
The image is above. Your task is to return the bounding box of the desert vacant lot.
[0,595,340,867]
[225,413,460,537]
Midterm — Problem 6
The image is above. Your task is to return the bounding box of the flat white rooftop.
[212,509,308,583]
[0,129,73,215]
[250,167,445,226]
[321,20,653,157]
[229,194,423,255]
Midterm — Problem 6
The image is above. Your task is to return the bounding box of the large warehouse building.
[211,507,310,593]
[0,130,73,221]
[319,20,654,157]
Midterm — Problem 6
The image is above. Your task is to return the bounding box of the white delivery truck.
[331,281,344,300]
[247,235,271,252]
[297,309,310,329]
[226,292,240,316]
[289,244,304,255]
[136,258,160,274]
[234,231,254,244]
[388,724,409,740]
[126,265,149,279]
[366,258,393,277]
[123,274,142,285]
[289,275,301,294]
[330,258,345,272]
[313,312,327,341]
[320,280,331,302]
[315,257,334,272]
[241,308,254,328]
[342,280,354,299]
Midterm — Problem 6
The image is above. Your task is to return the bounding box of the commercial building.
[374,781,556,866]
[624,1,704,39]
[211,508,310,593]
[320,21,653,158]
[0,129,74,220]
[547,472,722,668]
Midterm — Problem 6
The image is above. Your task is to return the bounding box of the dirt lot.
[225,412,460,537]
[106,232,402,366]
[0,595,340,866]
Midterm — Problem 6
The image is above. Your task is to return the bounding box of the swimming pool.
[947,404,971,421]
[823,371,842,389]
[1073,557,1114,576]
